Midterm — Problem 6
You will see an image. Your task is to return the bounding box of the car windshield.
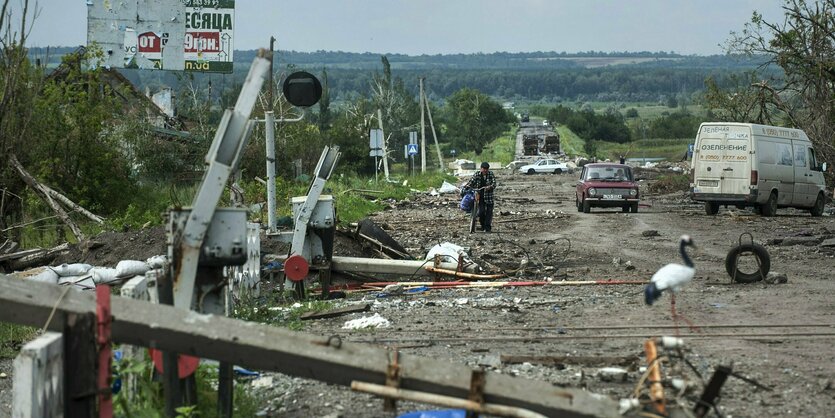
[585,167,631,181]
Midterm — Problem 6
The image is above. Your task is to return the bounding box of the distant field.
[595,137,692,162]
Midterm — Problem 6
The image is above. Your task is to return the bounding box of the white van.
[690,122,828,216]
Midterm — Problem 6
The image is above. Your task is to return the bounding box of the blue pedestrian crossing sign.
[407,143,419,156]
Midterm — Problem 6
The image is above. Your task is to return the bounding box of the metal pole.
[374,155,379,183]
[266,111,277,233]
[420,78,426,173]
[377,109,390,181]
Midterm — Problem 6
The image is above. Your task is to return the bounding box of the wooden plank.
[300,303,371,320]
[13,332,64,418]
[0,276,618,418]
[63,313,97,418]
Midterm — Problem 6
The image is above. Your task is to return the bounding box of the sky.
[20,0,787,55]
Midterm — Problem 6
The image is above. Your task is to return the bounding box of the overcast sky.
[21,0,786,55]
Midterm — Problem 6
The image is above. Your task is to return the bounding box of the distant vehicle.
[542,120,549,126]
[518,159,569,175]
[520,113,530,123]
[575,163,640,213]
[690,122,827,216]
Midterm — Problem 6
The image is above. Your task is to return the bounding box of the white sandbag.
[146,255,167,269]
[58,275,95,289]
[438,181,459,194]
[115,260,150,278]
[51,263,92,277]
[91,267,118,284]
[23,267,59,284]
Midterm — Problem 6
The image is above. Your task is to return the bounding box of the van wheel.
[725,243,771,283]
[705,202,719,215]
[761,192,778,217]
[582,199,591,213]
[810,193,825,217]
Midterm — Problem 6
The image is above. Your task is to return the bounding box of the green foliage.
[445,88,514,153]
[113,351,261,417]
[648,173,691,194]
[0,323,40,359]
[555,125,586,156]
[458,127,515,165]
[625,108,639,118]
[642,111,706,139]
[546,104,631,143]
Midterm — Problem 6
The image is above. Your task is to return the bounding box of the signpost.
[408,131,418,176]
[370,129,384,182]
[87,0,235,73]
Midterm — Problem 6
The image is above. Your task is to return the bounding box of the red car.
[575,163,640,213]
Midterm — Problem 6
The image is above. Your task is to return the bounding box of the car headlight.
[629,188,637,196]
[588,188,596,196]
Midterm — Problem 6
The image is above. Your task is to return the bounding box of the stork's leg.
[670,293,701,333]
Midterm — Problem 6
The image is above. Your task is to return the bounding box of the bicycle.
[466,186,489,233]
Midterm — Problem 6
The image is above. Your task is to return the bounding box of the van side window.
[777,143,793,166]
[794,144,807,167]
[808,148,818,170]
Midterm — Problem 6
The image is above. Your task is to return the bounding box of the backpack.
[459,190,474,212]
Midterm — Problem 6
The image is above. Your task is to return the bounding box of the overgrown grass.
[113,351,261,418]
[595,138,692,161]
[555,125,587,156]
[648,173,691,194]
[0,323,40,359]
[459,126,517,165]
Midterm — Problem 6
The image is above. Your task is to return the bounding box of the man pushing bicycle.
[466,162,497,233]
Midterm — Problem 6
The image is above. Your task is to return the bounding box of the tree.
[370,56,419,163]
[445,88,513,154]
[318,67,332,132]
[718,0,835,165]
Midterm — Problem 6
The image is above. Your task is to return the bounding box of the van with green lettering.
[690,122,827,216]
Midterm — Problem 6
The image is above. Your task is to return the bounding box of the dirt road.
[261,169,835,417]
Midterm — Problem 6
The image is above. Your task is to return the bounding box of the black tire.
[810,193,825,217]
[705,201,719,215]
[761,192,778,217]
[527,168,535,175]
[725,243,771,283]
[622,205,629,213]
[582,199,591,213]
[576,197,582,212]
[631,203,639,213]
[554,168,563,174]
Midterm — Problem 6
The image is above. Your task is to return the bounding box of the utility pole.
[265,36,277,233]
[422,80,444,171]
[420,78,426,173]
[377,109,390,181]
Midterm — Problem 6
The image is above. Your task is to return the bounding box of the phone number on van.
[699,155,748,161]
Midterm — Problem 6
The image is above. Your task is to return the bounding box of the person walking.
[467,162,497,232]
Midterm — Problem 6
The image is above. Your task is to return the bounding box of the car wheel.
[705,201,719,215]
[631,203,639,213]
[582,199,591,213]
[725,243,771,283]
[761,191,777,217]
[621,205,629,213]
[554,168,563,174]
[810,193,825,217]
[527,168,535,175]
[576,197,582,212]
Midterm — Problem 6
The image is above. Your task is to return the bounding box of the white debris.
[342,313,391,330]
[22,267,59,284]
[91,267,118,284]
[146,255,167,268]
[438,181,459,194]
[598,367,628,382]
[51,263,92,277]
[58,275,95,288]
[115,260,150,278]
[251,376,274,388]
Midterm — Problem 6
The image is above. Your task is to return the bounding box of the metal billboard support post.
[265,111,277,233]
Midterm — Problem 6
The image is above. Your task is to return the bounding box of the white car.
[518,159,569,175]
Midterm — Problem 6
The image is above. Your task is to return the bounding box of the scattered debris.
[342,313,391,330]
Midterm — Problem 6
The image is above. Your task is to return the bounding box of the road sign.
[409,131,417,145]
[369,129,383,149]
[370,149,384,157]
[407,144,419,156]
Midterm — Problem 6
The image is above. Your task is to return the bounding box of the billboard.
[87,0,234,73]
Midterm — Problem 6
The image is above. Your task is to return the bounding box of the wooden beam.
[300,303,370,320]
[0,277,618,418]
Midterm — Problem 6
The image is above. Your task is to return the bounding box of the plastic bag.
[459,190,474,212]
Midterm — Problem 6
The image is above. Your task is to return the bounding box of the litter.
[342,313,391,330]
[438,181,458,194]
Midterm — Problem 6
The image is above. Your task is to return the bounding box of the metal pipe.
[351,381,548,418]
[644,339,666,415]
[353,323,835,334]
[423,266,505,280]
